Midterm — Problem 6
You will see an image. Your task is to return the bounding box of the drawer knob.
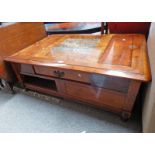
[53,70,65,78]
[78,74,82,78]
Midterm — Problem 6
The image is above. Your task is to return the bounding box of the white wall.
[142,22,155,132]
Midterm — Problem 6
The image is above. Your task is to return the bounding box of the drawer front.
[34,65,90,83]
[90,74,130,93]
[65,81,125,109]
[34,65,130,93]
[20,64,35,75]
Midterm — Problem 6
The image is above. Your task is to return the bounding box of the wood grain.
[5,34,151,119]
[65,80,125,109]
[0,22,46,81]
[5,34,151,82]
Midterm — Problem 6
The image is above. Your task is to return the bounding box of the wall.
[142,22,155,132]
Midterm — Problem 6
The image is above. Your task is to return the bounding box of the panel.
[65,80,125,109]
[90,74,130,93]
[34,65,90,83]
[99,35,133,66]
[20,64,35,75]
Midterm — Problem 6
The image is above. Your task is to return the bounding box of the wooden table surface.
[5,34,151,82]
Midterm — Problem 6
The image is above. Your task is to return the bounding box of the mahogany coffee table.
[5,34,151,120]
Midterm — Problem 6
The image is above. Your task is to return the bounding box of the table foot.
[0,79,15,94]
[0,79,4,90]
[121,111,131,121]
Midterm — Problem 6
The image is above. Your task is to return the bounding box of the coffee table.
[5,34,151,120]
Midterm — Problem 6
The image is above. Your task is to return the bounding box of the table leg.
[121,80,141,120]
[0,79,14,94]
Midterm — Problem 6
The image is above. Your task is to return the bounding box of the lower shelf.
[24,83,59,96]
[23,74,60,97]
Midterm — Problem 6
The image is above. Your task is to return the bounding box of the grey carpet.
[0,89,141,133]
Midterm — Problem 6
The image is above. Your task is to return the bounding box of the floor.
[0,87,142,133]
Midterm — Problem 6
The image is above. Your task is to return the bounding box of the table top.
[5,34,151,82]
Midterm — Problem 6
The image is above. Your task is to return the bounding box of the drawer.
[34,65,130,93]
[20,64,35,75]
[34,65,90,83]
[65,81,125,109]
[90,74,130,93]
